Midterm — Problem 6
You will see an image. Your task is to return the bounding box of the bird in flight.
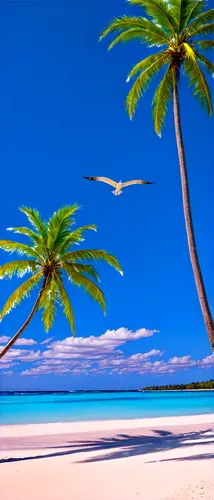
[83,176,154,196]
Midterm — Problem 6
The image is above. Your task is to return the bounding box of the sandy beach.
[1,414,214,500]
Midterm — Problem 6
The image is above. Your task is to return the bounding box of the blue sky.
[0,0,213,390]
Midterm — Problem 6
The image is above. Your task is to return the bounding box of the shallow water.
[1,390,214,425]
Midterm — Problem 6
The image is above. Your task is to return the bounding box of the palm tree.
[100,0,214,349]
[0,205,122,359]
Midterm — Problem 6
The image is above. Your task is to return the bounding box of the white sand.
[1,413,213,437]
[1,415,214,500]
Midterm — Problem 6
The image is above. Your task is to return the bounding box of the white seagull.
[83,176,154,196]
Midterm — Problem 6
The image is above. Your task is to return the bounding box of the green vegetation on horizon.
[141,379,214,390]
[100,0,214,350]
[0,205,122,359]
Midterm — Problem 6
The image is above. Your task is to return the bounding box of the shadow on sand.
[1,428,214,464]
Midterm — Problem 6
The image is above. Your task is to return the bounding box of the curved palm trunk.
[172,69,214,350]
[0,280,47,359]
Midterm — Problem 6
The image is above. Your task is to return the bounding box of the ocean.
[1,390,214,425]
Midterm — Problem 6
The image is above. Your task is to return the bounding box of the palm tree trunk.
[0,280,47,359]
[172,68,214,350]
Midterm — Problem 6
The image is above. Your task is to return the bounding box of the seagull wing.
[121,179,154,188]
[83,176,117,188]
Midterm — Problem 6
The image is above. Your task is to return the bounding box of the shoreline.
[1,413,214,437]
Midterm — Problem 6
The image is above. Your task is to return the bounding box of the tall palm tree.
[0,205,122,358]
[100,0,214,349]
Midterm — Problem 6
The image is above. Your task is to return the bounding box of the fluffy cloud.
[0,363,16,370]
[98,350,163,370]
[0,336,37,346]
[21,359,91,376]
[168,355,194,366]
[0,336,11,345]
[42,328,158,360]
[110,353,214,376]
[200,353,214,366]
[16,338,37,346]
[129,350,163,361]
[0,348,41,365]
[20,350,214,377]
[21,365,71,376]
[0,348,27,364]
[1,327,213,379]
[1,327,158,375]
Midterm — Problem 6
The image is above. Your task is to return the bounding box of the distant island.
[1,381,214,395]
[140,379,214,391]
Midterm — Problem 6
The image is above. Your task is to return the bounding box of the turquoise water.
[1,391,214,425]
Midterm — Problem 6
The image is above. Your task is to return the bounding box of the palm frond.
[188,23,214,38]
[47,204,79,252]
[166,0,184,31]
[108,29,163,50]
[64,264,106,314]
[186,8,214,35]
[183,42,212,115]
[20,207,47,242]
[127,50,166,80]
[126,52,169,118]
[152,64,173,136]
[180,0,204,30]
[55,272,75,333]
[63,263,100,282]
[175,0,202,32]
[7,227,42,245]
[100,15,148,39]
[195,40,214,50]
[57,225,97,256]
[0,260,41,280]
[129,0,176,34]
[7,226,46,254]
[0,240,44,261]
[60,249,123,275]
[39,275,58,332]
[0,272,43,319]
[100,16,170,48]
[194,49,214,74]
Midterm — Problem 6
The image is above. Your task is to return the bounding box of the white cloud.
[20,349,214,377]
[0,336,37,346]
[16,338,37,346]
[0,336,10,345]
[168,355,194,366]
[70,368,88,375]
[129,350,163,361]
[21,359,92,376]
[199,353,214,366]
[40,337,55,345]
[21,350,41,362]
[87,368,106,375]
[42,327,158,360]
[21,365,71,376]
[110,352,214,376]
[0,348,41,365]
[98,350,163,370]
[0,348,26,364]
[0,362,16,370]
[99,328,158,342]
[1,326,213,380]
